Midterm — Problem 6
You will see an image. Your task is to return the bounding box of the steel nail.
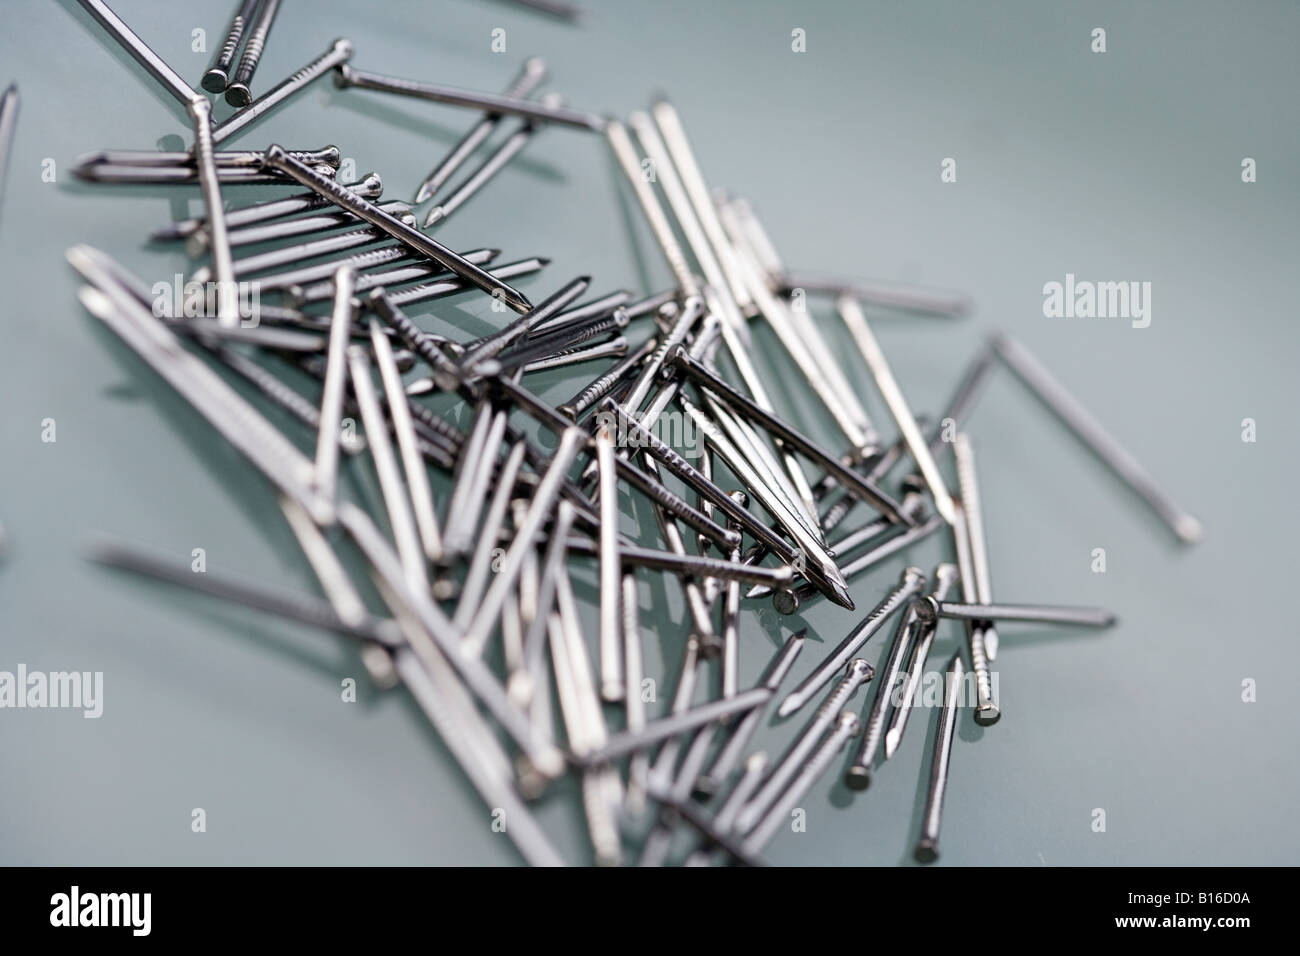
[917,597,1116,630]
[415,57,547,203]
[336,62,606,131]
[577,685,773,767]
[0,84,16,216]
[370,319,444,564]
[915,651,965,863]
[261,144,532,312]
[837,295,957,524]
[992,332,1202,543]
[347,345,429,594]
[312,265,356,514]
[184,96,239,328]
[155,174,383,243]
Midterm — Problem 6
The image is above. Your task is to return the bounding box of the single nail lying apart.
[992,332,1203,544]
[0,83,17,216]
[915,651,965,863]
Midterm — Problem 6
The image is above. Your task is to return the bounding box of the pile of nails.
[63,0,1201,866]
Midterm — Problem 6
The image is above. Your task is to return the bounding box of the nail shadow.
[390,690,524,858]
[55,0,193,128]
[83,319,345,581]
[897,701,942,866]
[604,148,655,294]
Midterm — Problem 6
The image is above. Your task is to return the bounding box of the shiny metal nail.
[312,265,356,514]
[347,345,429,594]
[290,247,499,305]
[184,96,240,329]
[462,428,587,653]
[640,457,720,651]
[370,320,444,564]
[441,402,504,559]
[605,120,698,294]
[780,513,944,614]
[742,711,861,854]
[0,84,16,216]
[389,646,565,865]
[88,535,399,648]
[915,651,965,863]
[338,499,563,780]
[459,276,589,367]
[70,247,329,523]
[837,295,957,524]
[367,288,463,391]
[154,174,383,243]
[521,336,628,374]
[621,571,650,815]
[424,95,561,227]
[594,427,625,702]
[211,200,411,253]
[649,100,755,310]
[993,332,1202,544]
[453,442,526,631]
[225,0,280,106]
[578,685,772,766]
[923,345,996,461]
[917,598,1116,629]
[779,272,972,318]
[204,219,413,284]
[378,255,548,310]
[415,57,547,203]
[678,395,852,610]
[720,491,747,698]
[78,146,340,170]
[670,347,914,526]
[953,433,999,664]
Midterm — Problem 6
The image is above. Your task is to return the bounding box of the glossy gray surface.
[1,0,1296,865]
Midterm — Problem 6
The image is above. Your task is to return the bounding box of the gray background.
[1,0,1297,865]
